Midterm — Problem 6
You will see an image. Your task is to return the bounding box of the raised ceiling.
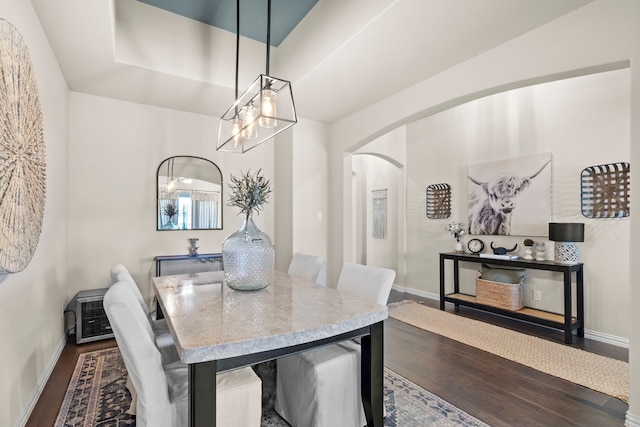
[137,0,318,46]
[31,0,592,124]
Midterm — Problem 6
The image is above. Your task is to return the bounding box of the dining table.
[152,269,387,427]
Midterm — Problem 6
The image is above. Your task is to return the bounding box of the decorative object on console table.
[523,239,534,260]
[489,241,518,255]
[534,241,546,261]
[467,238,484,254]
[222,169,274,290]
[447,222,465,253]
[476,264,526,311]
[188,238,199,256]
[549,222,585,264]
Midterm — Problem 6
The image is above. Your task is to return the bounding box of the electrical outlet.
[533,290,542,301]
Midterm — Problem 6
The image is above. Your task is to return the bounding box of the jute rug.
[388,300,629,403]
[55,347,490,426]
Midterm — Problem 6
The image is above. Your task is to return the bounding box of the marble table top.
[152,270,388,364]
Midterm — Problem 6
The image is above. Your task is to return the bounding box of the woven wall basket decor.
[426,183,451,219]
[0,19,46,274]
[580,162,630,219]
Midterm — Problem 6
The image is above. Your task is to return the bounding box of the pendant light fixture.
[217,0,297,153]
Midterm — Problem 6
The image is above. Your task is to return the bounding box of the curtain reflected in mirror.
[157,156,223,230]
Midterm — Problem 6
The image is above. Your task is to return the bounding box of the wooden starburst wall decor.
[0,19,46,274]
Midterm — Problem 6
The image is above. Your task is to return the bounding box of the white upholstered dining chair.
[275,262,396,427]
[104,281,263,427]
[287,252,326,285]
[109,264,177,364]
[109,264,180,414]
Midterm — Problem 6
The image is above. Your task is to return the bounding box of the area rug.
[55,347,490,427]
[388,300,629,403]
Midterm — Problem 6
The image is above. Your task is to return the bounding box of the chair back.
[336,262,395,306]
[109,263,129,283]
[287,252,326,285]
[104,281,175,426]
[109,264,149,317]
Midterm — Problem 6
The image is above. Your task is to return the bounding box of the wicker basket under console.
[476,277,525,311]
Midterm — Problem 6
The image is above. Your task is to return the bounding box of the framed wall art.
[467,153,551,236]
[372,189,387,239]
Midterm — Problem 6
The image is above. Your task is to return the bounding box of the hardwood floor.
[386,290,628,427]
[25,337,117,427]
[28,290,628,426]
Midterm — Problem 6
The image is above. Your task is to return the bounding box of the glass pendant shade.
[241,103,258,139]
[259,86,277,128]
[217,74,296,153]
[231,116,243,148]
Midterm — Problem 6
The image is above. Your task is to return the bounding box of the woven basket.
[476,277,525,311]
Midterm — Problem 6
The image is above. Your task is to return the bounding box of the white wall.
[405,69,629,339]
[325,0,640,421]
[67,92,275,302]
[290,119,329,266]
[353,155,400,273]
[0,1,69,426]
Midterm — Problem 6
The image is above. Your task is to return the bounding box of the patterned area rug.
[55,347,489,427]
[55,348,134,426]
[388,300,629,403]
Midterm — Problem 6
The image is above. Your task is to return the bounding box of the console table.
[154,253,223,277]
[439,252,584,344]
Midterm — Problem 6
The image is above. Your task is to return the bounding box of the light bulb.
[259,87,277,128]
[232,117,243,148]
[241,103,258,139]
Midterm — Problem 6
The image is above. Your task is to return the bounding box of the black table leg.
[453,259,460,310]
[189,360,217,427]
[439,254,445,310]
[576,267,584,338]
[361,321,384,426]
[563,271,572,344]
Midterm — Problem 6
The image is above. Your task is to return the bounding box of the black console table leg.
[439,254,445,310]
[576,268,585,338]
[563,271,572,344]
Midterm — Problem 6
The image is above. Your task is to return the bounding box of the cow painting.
[467,154,551,236]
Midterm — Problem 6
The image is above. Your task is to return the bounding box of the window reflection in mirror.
[157,156,223,230]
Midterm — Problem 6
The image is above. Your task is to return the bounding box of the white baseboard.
[14,334,68,427]
[390,285,629,348]
[584,329,629,348]
[626,411,640,427]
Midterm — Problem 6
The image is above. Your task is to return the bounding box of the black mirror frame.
[156,156,223,231]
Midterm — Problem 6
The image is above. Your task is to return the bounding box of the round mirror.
[157,156,223,230]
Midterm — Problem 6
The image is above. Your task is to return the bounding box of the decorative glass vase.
[222,214,274,291]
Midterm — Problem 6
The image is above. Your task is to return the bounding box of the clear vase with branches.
[222,169,275,291]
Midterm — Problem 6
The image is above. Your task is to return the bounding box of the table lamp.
[549,222,585,264]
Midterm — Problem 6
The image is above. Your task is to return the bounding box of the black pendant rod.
[265,0,271,76]
[235,0,240,102]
